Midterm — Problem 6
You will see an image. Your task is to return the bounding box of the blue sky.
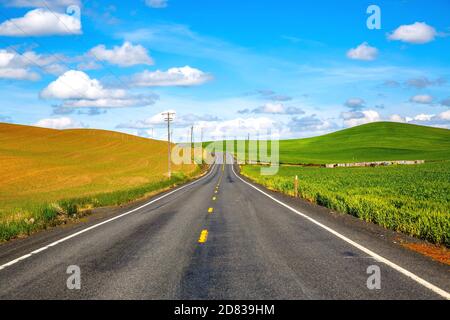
[0,0,449,141]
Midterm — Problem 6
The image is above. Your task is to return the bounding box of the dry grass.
[0,123,198,229]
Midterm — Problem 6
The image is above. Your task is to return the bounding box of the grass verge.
[0,167,206,242]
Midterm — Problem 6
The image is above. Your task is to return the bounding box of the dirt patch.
[402,242,450,266]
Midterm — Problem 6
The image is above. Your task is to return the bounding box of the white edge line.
[0,163,217,271]
[231,163,450,300]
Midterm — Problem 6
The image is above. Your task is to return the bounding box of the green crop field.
[241,162,450,246]
[238,122,450,246]
[0,123,201,241]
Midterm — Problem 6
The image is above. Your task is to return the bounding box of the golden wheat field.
[0,123,197,223]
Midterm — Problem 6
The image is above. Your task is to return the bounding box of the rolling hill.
[257,122,450,164]
[0,123,198,240]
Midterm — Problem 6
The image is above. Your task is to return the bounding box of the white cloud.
[41,70,157,108]
[0,8,81,37]
[344,98,366,110]
[0,67,39,80]
[117,110,177,129]
[343,110,381,127]
[388,22,437,44]
[346,42,378,61]
[41,70,126,100]
[414,113,434,121]
[389,111,450,129]
[0,48,65,80]
[261,102,284,114]
[409,94,433,104]
[35,117,85,129]
[1,0,81,8]
[389,114,406,123]
[132,66,212,87]
[88,41,153,67]
[289,114,337,133]
[145,0,168,8]
[239,103,304,115]
[200,117,281,139]
[438,110,450,121]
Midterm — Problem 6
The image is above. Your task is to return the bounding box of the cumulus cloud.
[244,89,293,102]
[88,42,153,67]
[389,114,406,123]
[41,70,157,108]
[0,8,81,36]
[200,117,282,139]
[346,42,378,61]
[35,117,86,129]
[121,113,283,140]
[342,110,381,127]
[388,22,437,44]
[41,70,125,100]
[117,110,176,129]
[131,66,212,87]
[0,67,39,80]
[289,115,337,132]
[382,80,401,88]
[344,98,366,110]
[145,0,168,8]
[340,111,365,120]
[0,48,66,80]
[390,111,450,129]
[409,94,433,104]
[117,112,220,130]
[239,103,304,115]
[405,77,446,89]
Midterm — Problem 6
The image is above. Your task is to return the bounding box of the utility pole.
[163,112,175,179]
[190,125,194,149]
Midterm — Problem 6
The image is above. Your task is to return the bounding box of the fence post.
[294,175,298,198]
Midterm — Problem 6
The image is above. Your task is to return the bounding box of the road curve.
[0,154,448,299]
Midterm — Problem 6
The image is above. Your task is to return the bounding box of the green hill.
[276,122,450,164]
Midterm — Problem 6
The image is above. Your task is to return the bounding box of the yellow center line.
[208,207,214,213]
[198,229,208,243]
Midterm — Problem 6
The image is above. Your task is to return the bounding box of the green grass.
[213,122,450,164]
[0,171,201,242]
[241,162,450,246]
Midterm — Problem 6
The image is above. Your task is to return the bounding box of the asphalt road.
[0,153,449,299]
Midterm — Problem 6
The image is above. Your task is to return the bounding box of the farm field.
[0,123,200,241]
[221,122,450,165]
[241,162,450,246]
